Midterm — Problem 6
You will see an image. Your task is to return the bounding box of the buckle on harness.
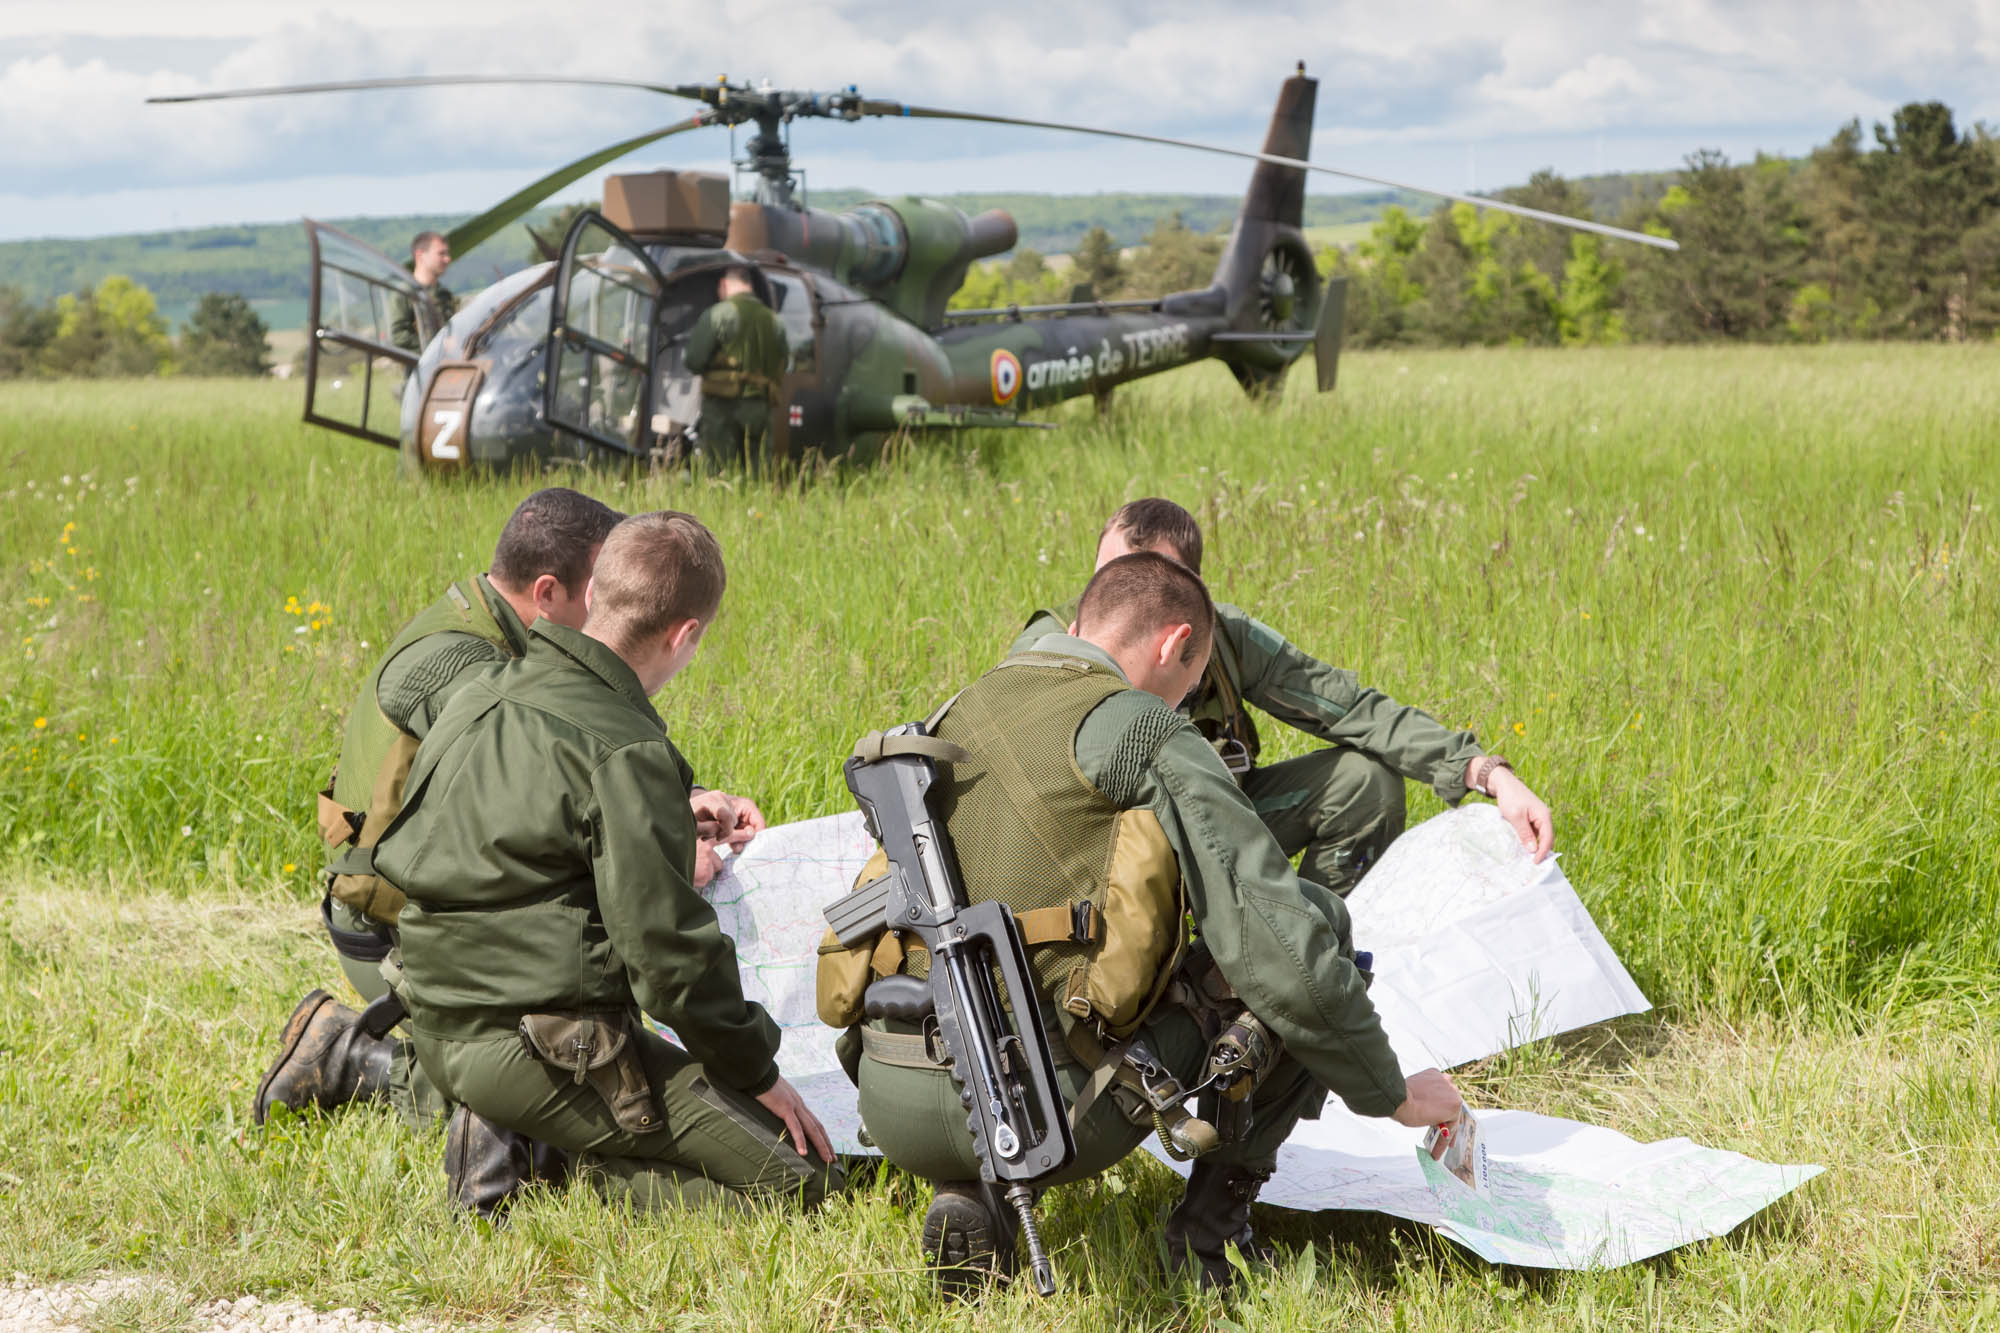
[1069,901,1098,945]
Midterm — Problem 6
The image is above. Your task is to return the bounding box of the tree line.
[0,282,269,378]
[961,101,2000,348]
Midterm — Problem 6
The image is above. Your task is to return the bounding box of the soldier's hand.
[689,789,765,851]
[756,1075,836,1163]
[1391,1068,1464,1128]
[1490,769,1555,862]
[691,838,726,889]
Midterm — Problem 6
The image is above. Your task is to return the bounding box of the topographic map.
[679,805,1820,1269]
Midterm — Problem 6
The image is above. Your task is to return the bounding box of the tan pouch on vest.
[517,1013,661,1135]
[1060,808,1184,1037]
[317,784,361,848]
[327,873,407,924]
[816,850,893,1028]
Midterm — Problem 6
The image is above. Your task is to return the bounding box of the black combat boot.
[1163,1161,1276,1289]
[921,1181,1018,1297]
[253,989,394,1124]
[444,1106,571,1222]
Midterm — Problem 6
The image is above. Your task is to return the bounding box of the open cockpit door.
[544,211,665,455]
[303,220,434,447]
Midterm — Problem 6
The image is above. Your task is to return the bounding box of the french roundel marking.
[991,349,1022,405]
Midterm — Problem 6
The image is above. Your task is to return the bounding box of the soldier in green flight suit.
[1012,498,1554,894]
[373,512,841,1218]
[391,230,459,352]
[820,553,1462,1290]
[254,489,765,1140]
[684,267,789,468]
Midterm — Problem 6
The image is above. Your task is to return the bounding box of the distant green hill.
[0,177,1666,332]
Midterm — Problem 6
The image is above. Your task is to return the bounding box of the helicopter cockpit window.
[468,280,553,374]
[548,219,662,453]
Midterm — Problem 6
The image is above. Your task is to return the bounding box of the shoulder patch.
[1096,702,1188,806]
[381,635,505,732]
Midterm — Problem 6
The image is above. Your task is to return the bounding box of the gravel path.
[0,1275,562,1333]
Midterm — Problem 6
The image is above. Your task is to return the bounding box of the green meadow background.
[0,346,1994,1329]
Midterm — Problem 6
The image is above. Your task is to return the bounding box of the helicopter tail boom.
[1205,67,1331,395]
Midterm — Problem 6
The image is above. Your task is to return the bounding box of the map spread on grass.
[684,805,1820,1269]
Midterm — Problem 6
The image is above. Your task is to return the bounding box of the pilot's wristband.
[1468,755,1514,797]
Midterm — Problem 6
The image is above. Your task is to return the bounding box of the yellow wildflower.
[33,717,47,729]
[283,863,298,874]
[1512,721,1526,737]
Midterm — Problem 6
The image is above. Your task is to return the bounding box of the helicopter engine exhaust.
[729,199,1017,329]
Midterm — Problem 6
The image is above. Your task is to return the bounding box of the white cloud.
[4,0,2000,238]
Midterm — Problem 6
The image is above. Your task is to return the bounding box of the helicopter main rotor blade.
[441,114,715,259]
[145,74,701,104]
[858,101,1679,252]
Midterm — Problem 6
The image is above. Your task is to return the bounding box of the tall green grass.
[3,345,1993,1021]
[3,347,1997,1329]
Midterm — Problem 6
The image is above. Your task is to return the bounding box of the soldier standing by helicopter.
[388,231,458,352]
[684,267,788,468]
[390,230,458,352]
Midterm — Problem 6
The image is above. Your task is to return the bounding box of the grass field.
[1,345,1996,1329]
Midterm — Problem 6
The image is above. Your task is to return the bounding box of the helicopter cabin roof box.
[602,171,730,238]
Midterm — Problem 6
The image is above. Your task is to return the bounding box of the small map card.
[1423,1106,1489,1194]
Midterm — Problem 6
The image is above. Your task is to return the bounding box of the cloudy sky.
[2,0,1995,243]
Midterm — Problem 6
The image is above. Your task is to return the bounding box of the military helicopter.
[152,67,1674,474]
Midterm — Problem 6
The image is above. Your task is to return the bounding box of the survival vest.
[1026,600,1261,781]
[318,575,521,926]
[817,652,1188,1043]
[698,294,786,400]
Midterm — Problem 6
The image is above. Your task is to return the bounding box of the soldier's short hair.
[587,511,727,645]
[489,487,626,595]
[1104,497,1204,574]
[412,230,446,256]
[1076,551,1214,665]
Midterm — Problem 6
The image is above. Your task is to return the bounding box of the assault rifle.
[827,723,1074,1296]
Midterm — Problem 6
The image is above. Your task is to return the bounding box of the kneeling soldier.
[373,512,840,1216]
[1012,498,1554,895]
[820,552,1461,1290]
[256,487,624,1130]
[255,489,765,1134]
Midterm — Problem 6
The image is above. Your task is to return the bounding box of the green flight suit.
[1013,601,1484,893]
[373,621,841,1212]
[390,282,457,353]
[684,292,789,468]
[321,572,524,1128]
[856,635,1406,1189]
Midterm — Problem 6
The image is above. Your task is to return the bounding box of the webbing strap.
[848,730,971,766]
[860,1024,946,1069]
[1015,902,1101,947]
[317,785,362,848]
[1064,1036,1132,1130]
[867,904,1098,980]
[1061,1020,1217,1157]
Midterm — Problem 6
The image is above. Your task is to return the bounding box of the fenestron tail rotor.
[1259,245,1314,336]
